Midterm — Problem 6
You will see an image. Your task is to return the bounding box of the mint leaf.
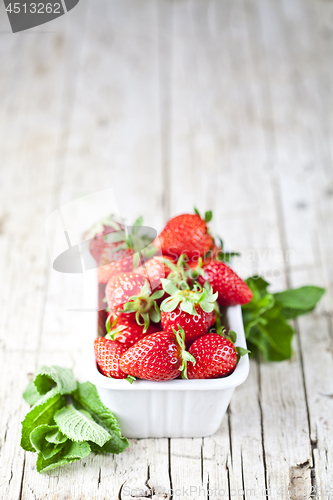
[246,315,294,361]
[21,367,129,473]
[21,394,66,452]
[274,286,325,319]
[30,424,66,460]
[242,276,324,362]
[249,276,270,293]
[261,316,293,360]
[21,366,77,452]
[23,381,42,406]
[34,366,77,396]
[45,428,67,445]
[36,441,91,473]
[54,405,111,448]
[72,382,129,454]
[242,277,275,337]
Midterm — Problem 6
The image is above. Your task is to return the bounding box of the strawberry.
[105,273,164,331]
[119,327,195,381]
[98,248,136,284]
[209,309,217,327]
[84,215,124,262]
[160,280,218,345]
[187,329,249,379]
[154,210,214,262]
[86,215,157,283]
[105,314,162,349]
[98,309,108,336]
[136,256,173,292]
[196,260,253,306]
[94,337,127,379]
[105,272,146,316]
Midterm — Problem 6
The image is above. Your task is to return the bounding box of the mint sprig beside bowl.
[241,276,325,361]
[21,365,129,473]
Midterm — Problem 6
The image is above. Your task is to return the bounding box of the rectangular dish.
[83,268,249,438]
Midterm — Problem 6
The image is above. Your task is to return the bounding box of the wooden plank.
[249,0,333,496]
[167,0,269,497]
[0,9,85,355]
[26,1,170,498]
[56,0,165,233]
[299,0,333,315]
[0,5,87,500]
[290,270,333,500]
[218,0,315,498]
[0,352,36,500]
[1,0,333,499]
[167,2,230,497]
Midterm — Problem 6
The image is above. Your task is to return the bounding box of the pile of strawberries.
[88,210,253,382]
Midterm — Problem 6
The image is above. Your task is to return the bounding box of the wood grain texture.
[0,0,332,498]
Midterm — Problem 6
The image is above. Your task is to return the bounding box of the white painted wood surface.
[0,0,332,498]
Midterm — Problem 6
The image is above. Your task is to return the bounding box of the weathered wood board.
[0,0,332,498]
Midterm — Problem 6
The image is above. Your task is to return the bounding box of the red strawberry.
[84,216,124,262]
[209,309,217,327]
[105,273,164,331]
[98,248,135,284]
[187,333,238,379]
[119,327,195,381]
[87,215,156,284]
[94,337,127,379]
[136,256,173,292]
[160,280,217,345]
[98,309,108,336]
[105,314,162,349]
[105,272,147,316]
[161,304,214,347]
[154,211,214,262]
[197,260,253,306]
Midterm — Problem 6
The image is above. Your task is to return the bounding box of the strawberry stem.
[172,325,196,380]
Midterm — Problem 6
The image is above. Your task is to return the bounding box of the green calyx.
[105,315,128,340]
[119,280,164,333]
[106,373,136,384]
[186,257,205,282]
[160,279,218,315]
[105,326,127,341]
[157,254,207,289]
[103,216,156,263]
[84,215,122,240]
[216,326,237,343]
[172,326,196,380]
[216,327,250,364]
[215,237,241,263]
[105,315,117,334]
[194,207,213,223]
[156,254,191,287]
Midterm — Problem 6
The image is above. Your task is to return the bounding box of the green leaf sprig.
[21,366,129,473]
[242,277,325,361]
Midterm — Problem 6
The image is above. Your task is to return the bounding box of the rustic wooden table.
[0,0,332,498]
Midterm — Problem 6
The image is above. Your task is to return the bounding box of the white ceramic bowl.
[83,267,249,438]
